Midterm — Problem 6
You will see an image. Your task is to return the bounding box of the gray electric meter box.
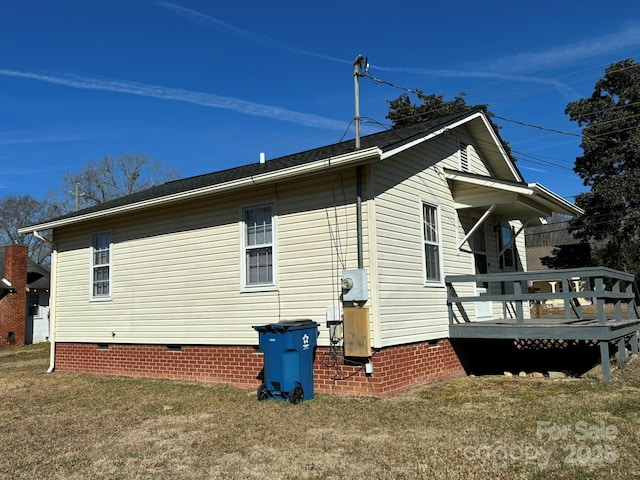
[341,269,368,302]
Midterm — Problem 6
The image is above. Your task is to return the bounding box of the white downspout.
[33,231,57,373]
[46,249,57,373]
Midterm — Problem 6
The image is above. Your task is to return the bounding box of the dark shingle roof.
[44,109,488,224]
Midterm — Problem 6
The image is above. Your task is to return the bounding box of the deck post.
[595,277,607,326]
[600,341,611,382]
[514,280,524,325]
[562,278,571,320]
[617,337,628,368]
[630,332,639,355]
[446,282,455,325]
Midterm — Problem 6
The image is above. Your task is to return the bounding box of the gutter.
[19,147,382,234]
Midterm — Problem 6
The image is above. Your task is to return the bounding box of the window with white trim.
[243,205,275,288]
[91,232,111,299]
[422,202,442,283]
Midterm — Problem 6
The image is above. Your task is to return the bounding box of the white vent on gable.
[459,142,469,172]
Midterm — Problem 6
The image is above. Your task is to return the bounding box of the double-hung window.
[242,205,275,289]
[91,232,112,299]
[422,202,442,284]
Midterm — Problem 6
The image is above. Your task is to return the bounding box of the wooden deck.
[446,267,640,381]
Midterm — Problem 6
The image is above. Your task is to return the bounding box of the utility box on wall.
[343,307,371,357]
[341,269,368,302]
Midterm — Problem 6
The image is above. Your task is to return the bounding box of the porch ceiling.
[444,168,583,224]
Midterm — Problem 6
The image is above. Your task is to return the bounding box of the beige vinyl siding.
[277,169,365,312]
[373,136,475,347]
[53,171,362,346]
[467,144,491,176]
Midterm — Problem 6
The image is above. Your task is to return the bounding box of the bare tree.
[59,152,180,211]
[0,195,54,264]
[1,153,178,264]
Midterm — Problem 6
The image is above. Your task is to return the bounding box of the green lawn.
[1,343,639,479]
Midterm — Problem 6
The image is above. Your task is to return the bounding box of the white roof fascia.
[19,146,382,234]
[380,111,486,160]
[380,112,520,183]
[444,170,534,196]
[475,114,522,182]
[529,183,585,216]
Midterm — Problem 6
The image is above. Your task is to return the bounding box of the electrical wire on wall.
[320,341,368,380]
[322,159,378,380]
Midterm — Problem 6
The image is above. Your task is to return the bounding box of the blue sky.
[1,0,639,204]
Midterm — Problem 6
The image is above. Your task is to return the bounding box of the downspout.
[33,231,57,373]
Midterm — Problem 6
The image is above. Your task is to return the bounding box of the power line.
[365,59,640,147]
[491,115,581,138]
[356,63,640,181]
[514,153,575,172]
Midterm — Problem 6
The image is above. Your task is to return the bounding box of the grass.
[2,343,640,479]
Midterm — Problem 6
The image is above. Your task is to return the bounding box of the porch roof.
[444,168,583,224]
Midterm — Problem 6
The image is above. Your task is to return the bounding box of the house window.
[243,205,275,289]
[459,142,469,172]
[91,232,111,299]
[499,224,515,271]
[422,202,442,284]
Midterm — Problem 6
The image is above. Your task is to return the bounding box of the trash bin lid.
[277,319,315,327]
[252,319,317,332]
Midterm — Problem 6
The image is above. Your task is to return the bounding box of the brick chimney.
[0,245,28,348]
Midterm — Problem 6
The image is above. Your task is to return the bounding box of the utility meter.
[341,269,368,302]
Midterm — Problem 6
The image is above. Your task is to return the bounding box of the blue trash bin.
[253,319,319,403]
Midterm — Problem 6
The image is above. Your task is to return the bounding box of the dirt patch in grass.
[1,343,639,479]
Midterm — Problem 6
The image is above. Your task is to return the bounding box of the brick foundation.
[0,245,28,348]
[54,338,464,398]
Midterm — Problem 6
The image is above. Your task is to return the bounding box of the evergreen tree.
[566,58,640,275]
[386,90,512,157]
